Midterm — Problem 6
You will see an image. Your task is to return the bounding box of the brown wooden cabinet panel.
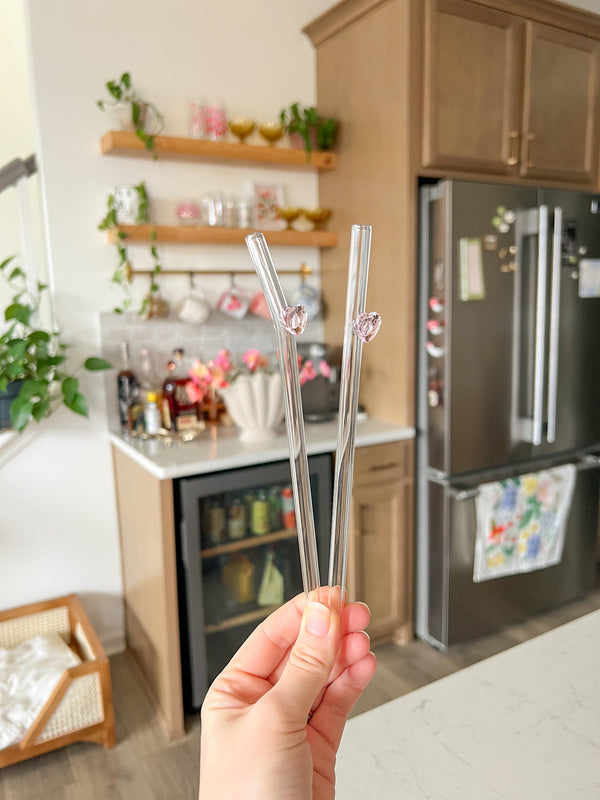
[347,441,414,643]
[423,0,524,174]
[521,22,600,183]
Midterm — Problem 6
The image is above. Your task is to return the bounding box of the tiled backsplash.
[100,309,324,362]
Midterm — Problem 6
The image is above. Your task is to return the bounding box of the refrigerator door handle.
[546,206,562,443]
[531,204,549,446]
[449,487,480,501]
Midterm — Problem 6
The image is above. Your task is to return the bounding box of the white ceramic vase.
[220,372,284,441]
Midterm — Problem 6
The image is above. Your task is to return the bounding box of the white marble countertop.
[108,417,414,480]
[337,609,600,799]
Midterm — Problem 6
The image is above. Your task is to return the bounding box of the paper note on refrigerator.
[579,259,600,298]
[459,238,486,301]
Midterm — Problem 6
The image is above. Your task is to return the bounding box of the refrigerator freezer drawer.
[425,459,599,649]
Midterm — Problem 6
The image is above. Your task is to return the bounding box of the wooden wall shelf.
[107,224,337,248]
[100,130,338,171]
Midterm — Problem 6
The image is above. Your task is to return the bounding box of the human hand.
[199,588,376,800]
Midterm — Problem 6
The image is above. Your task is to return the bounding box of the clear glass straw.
[328,225,373,600]
[245,232,320,596]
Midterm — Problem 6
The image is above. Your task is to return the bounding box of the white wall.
[2,0,599,652]
[1,0,334,652]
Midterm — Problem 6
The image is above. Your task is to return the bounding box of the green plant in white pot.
[97,71,165,151]
[0,256,111,432]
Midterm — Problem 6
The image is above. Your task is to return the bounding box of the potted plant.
[279,102,339,155]
[97,71,165,151]
[0,256,111,432]
[98,183,163,316]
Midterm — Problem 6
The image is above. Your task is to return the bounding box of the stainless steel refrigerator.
[416,179,600,649]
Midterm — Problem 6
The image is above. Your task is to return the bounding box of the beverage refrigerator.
[176,454,332,709]
[416,179,600,649]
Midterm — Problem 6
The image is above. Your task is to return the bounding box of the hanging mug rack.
[122,261,313,282]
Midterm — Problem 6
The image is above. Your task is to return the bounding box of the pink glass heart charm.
[353,311,381,343]
[280,304,307,336]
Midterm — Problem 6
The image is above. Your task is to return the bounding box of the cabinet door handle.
[366,462,400,472]
[507,131,519,166]
[526,133,536,167]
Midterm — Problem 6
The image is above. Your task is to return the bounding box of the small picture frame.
[252,183,285,230]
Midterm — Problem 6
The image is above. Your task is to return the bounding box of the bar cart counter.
[110,418,414,739]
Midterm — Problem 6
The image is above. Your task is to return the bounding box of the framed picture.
[252,183,286,230]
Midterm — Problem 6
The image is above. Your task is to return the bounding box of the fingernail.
[305,601,332,637]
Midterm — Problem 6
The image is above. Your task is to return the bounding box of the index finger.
[227,593,307,680]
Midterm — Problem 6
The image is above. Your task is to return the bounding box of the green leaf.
[62,376,79,404]
[132,101,141,125]
[0,256,16,272]
[64,390,88,418]
[19,379,49,401]
[8,267,24,281]
[121,72,131,89]
[10,397,33,432]
[107,81,122,100]
[5,303,31,325]
[8,339,27,359]
[84,357,112,371]
[28,330,51,344]
[0,377,6,391]
[32,397,50,421]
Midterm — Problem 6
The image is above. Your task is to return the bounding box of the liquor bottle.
[138,347,159,399]
[117,341,138,434]
[161,348,199,432]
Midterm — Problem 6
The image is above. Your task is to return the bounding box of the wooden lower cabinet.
[346,441,414,644]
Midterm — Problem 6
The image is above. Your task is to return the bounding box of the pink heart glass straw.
[329,224,380,601]
[245,232,320,596]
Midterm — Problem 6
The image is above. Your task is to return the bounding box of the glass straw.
[328,225,374,600]
[245,232,320,596]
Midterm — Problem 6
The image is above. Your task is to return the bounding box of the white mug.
[179,290,211,325]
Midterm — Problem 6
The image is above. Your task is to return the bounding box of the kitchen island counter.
[337,609,600,799]
[109,417,414,480]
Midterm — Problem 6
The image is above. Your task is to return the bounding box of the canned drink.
[281,486,296,529]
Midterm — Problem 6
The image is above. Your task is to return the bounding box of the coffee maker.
[297,342,340,422]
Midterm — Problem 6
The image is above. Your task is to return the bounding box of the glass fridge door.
[177,454,332,709]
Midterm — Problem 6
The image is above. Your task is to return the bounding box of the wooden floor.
[1,584,599,799]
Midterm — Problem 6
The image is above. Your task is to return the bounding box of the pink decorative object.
[353,311,382,343]
[280,304,307,336]
[250,290,271,320]
[176,202,200,225]
[189,99,207,139]
[205,102,227,142]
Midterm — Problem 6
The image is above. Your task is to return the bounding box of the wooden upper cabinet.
[520,22,600,183]
[422,0,524,175]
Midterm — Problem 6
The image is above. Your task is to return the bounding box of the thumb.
[270,600,340,726]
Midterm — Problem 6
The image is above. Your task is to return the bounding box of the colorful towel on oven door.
[473,464,576,582]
